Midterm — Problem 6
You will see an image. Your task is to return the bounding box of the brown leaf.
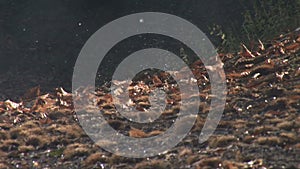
[152,75,163,87]
[285,43,300,51]
[129,127,148,138]
[4,100,22,110]
[148,130,163,136]
[239,43,255,58]
[56,87,71,97]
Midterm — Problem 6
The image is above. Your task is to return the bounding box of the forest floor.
[0,29,300,169]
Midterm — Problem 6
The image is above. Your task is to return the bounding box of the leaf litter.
[0,29,300,168]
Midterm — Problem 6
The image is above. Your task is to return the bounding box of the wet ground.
[0,29,300,168]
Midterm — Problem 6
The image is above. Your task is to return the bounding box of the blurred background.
[0,0,299,98]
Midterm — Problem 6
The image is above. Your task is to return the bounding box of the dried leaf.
[4,100,22,110]
[148,130,163,136]
[152,75,163,87]
[239,44,255,58]
[258,39,265,51]
[129,127,147,138]
[285,43,300,51]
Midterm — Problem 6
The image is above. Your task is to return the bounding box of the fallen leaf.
[129,127,147,138]
[239,43,255,58]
